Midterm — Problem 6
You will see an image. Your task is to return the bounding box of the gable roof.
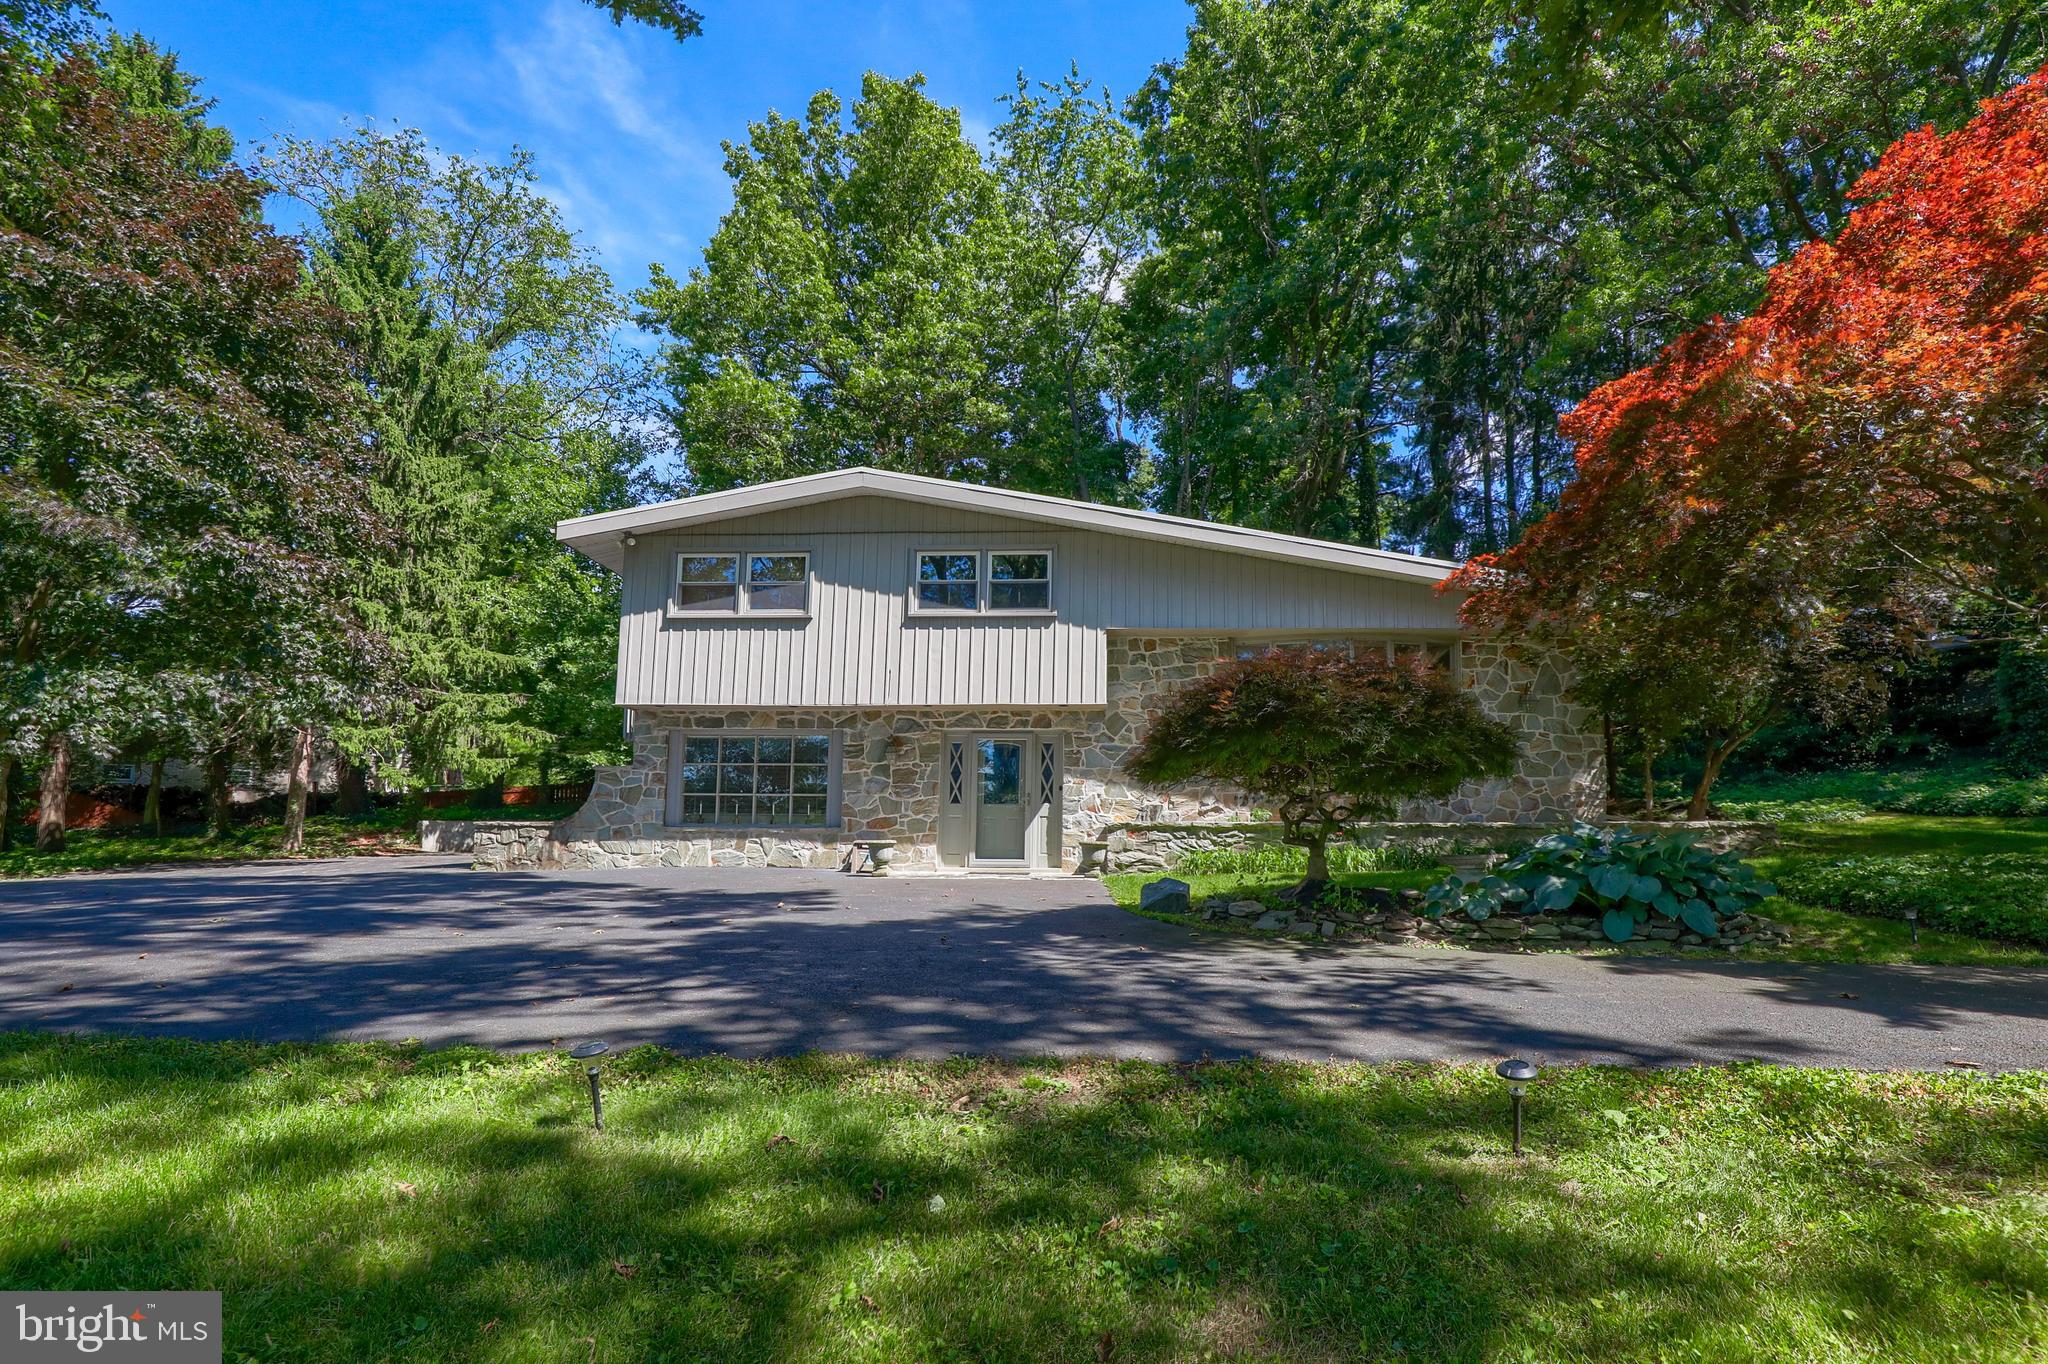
[557,466,1462,585]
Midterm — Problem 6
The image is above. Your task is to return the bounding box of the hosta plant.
[1423,823,1776,943]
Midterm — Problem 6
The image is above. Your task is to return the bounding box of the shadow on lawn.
[2,1036,2044,1362]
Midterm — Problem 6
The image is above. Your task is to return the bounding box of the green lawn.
[1757,816,2048,965]
[1717,761,2048,820]
[0,803,579,879]
[4,1035,2044,1363]
[1110,815,2048,967]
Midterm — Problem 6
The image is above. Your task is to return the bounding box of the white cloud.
[237,0,731,299]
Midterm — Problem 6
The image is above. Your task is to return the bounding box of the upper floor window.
[747,554,809,612]
[990,553,1050,611]
[916,552,980,612]
[673,551,810,616]
[913,549,1053,614]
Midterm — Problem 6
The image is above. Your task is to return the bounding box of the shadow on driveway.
[2,857,2042,1067]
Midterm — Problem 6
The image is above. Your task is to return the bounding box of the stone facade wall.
[480,634,1604,871]
[1408,639,1607,824]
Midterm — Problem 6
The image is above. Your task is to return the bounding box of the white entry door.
[972,738,1029,863]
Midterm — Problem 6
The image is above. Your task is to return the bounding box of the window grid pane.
[917,552,980,611]
[675,554,739,612]
[748,554,809,613]
[676,735,833,827]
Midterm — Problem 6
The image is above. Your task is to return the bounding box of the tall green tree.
[1124,0,1468,541]
[87,30,232,170]
[265,127,649,790]
[638,74,1022,490]
[989,68,1148,503]
[0,50,372,849]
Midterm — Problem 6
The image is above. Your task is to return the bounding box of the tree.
[638,74,1025,490]
[1124,0,1461,540]
[1452,65,2048,814]
[0,51,372,850]
[582,0,699,42]
[989,68,1148,503]
[1123,649,1519,899]
[88,30,232,170]
[264,127,647,790]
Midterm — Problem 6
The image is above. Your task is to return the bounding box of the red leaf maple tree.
[1454,64,2048,813]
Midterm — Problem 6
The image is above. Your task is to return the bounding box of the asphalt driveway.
[1,855,2042,1068]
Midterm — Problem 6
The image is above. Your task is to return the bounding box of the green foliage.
[1424,824,1777,941]
[582,0,700,41]
[264,127,649,786]
[1173,841,1441,877]
[86,30,231,170]
[1993,645,2048,772]
[1718,762,2048,822]
[1774,854,2048,948]
[1125,649,1519,882]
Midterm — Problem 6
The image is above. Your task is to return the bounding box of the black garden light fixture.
[569,1040,610,1131]
[1494,1057,1540,1156]
[1905,906,1920,944]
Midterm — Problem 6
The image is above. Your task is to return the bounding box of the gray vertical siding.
[614,497,1463,708]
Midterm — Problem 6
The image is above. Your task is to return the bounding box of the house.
[490,468,1602,873]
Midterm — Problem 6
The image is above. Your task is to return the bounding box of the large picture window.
[672,732,836,827]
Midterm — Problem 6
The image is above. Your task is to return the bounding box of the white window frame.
[665,728,842,829]
[668,550,812,619]
[909,547,987,616]
[741,551,812,617]
[987,548,1055,614]
[908,547,1056,617]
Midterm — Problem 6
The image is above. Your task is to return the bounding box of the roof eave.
[556,468,1461,586]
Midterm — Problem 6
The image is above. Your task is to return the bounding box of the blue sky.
[103,0,1193,300]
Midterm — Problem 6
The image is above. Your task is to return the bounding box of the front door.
[972,738,1029,863]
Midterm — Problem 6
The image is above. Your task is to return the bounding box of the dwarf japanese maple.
[1123,649,1519,900]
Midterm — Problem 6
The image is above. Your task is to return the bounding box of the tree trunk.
[333,754,370,818]
[1688,742,1736,821]
[1289,837,1332,906]
[0,754,14,854]
[1601,714,1618,802]
[1641,748,1657,815]
[282,726,315,853]
[143,757,165,836]
[204,748,233,840]
[36,731,70,853]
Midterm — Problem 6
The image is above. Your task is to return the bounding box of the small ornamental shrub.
[1124,649,1520,900]
[1424,824,1777,943]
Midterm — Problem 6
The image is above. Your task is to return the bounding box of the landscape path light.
[1494,1058,1540,1156]
[1905,906,1919,944]
[569,1040,610,1132]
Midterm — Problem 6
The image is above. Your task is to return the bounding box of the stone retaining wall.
[1104,818,1774,875]
[418,819,476,854]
